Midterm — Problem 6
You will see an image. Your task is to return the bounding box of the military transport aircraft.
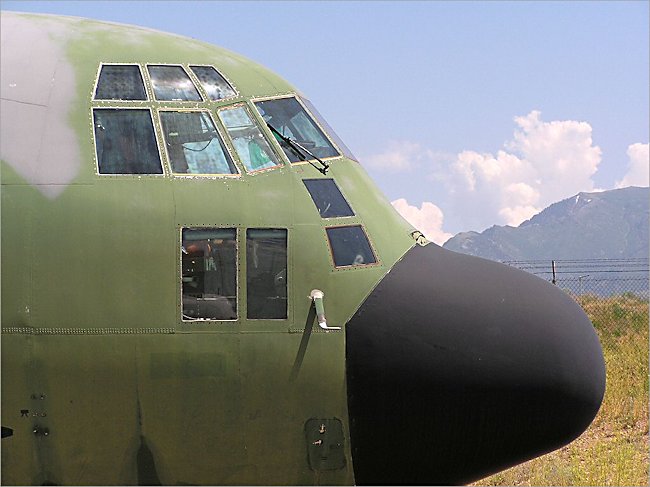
[1,12,605,486]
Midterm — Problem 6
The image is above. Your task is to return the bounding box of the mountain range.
[442,186,649,261]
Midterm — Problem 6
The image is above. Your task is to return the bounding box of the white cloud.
[445,110,602,229]
[363,111,638,235]
[391,198,453,245]
[616,143,649,188]
[363,140,420,172]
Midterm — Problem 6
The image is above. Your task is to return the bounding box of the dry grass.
[474,295,649,486]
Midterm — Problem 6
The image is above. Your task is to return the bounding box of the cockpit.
[91,62,377,323]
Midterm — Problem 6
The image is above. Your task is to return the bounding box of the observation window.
[147,65,202,101]
[218,106,280,172]
[94,64,147,101]
[182,228,237,320]
[159,111,237,175]
[189,65,236,101]
[326,225,377,267]
[93,109,163,174]
[254,97,339,162]
[303,179,354,218]
[246,229,287,319]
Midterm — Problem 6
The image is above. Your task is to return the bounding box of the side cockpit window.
[147,65,202,101]
[182,228,237,321]
[93,109,163,174]
[247,229,287,320]
[94,64,147,101]
[300,97,357,161]
[303,179,354,218]
[326,225,377,268]
[189,65,237,101]
[159,111,237,175]
[218,106,280,172]
[254,97,339,162]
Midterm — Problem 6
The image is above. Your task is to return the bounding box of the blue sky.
[2,1,648,240]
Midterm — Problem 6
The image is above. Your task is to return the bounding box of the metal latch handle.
[309,289,340,330]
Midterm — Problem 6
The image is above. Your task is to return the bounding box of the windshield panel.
[254,97,339,163]
[159,111,237,175]
[218,106,280,172]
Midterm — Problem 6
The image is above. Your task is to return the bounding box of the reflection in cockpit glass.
[254,97,339,162]
[148,65,202,101]
[189,65,236,101]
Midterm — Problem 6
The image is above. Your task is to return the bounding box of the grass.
[474,295,649,486]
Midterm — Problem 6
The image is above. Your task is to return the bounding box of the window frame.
[251,94,344,166]
[325,224,380,269]
[146,64,204,103]
[216,103,285,175]
[92,63,150,102]
[179,226,240,323]
[188,64,239,102]
[91,106,166,177]
[157,108,241,177]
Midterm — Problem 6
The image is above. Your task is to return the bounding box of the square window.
[326,226,377,267]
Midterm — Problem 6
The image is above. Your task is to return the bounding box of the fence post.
[552,260,557,285]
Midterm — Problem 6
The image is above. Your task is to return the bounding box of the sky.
[2,1,648,243]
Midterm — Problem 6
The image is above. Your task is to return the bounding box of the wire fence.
[504,258,649,352]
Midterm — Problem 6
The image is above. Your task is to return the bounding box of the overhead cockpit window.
[254,97,339,162]
[94,64,147,101]
[93,109,163,174]
[159,111,238,175]
[147,65,202,101]
[189,65,237,101]
[182,228,237,321]
[326,225,377,268]
[303,179,355,218]
[218,106,280,172]
[247,229,287,320]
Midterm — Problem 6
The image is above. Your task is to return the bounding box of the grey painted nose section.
[346,244,605,485]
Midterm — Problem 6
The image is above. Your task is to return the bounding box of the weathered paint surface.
[1,12,415,485]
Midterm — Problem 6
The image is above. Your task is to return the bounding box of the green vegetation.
[475,295,649,486]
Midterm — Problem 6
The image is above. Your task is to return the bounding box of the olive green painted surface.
[1,12,417,485]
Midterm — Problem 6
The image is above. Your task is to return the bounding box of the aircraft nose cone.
[346,245,605,485]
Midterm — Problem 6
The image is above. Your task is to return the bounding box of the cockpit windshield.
[254,97,339,163]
